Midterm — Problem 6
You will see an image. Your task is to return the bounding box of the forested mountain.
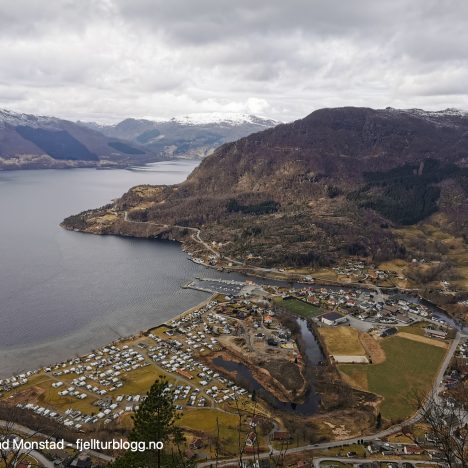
[64,106,468,269]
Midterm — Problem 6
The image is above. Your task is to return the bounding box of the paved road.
[20,449,54,468]
[197,331,464,467]
[312,456,441,468]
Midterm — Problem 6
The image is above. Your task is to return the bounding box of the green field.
[277,298,323,318]
[339,336,447,421]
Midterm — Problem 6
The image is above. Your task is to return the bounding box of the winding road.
[123,211,220,258]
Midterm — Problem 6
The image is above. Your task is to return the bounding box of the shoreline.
[3,244,462,381]
[0,291,216,380]
[4,218,465,379]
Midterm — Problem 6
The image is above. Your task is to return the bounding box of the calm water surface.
[0,161,242,377]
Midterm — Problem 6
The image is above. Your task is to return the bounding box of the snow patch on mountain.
[0,108,62,128]
[168,112,278,126]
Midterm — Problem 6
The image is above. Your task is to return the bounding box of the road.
[197,331,464,467]
[123,211,220,258]
[8,213,466,465]
[21,449,54,468]
[3,332,460,468]
[312,456,441,468]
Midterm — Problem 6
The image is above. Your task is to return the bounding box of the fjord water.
[0,161,232,377]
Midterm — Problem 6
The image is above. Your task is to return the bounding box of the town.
[1,277,466,467]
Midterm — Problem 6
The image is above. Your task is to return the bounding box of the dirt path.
[359,332,386,364]
[397,332,449,349]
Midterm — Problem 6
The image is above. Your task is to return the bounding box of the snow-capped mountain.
[386,107,468,126]
[81,113,279,159]
[169,112,278,126]
[0,109,156,170]
[0,108,63,128]
[0,108,279,169]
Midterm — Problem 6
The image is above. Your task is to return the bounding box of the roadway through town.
[197,331,464,467]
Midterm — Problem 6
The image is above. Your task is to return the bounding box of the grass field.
[318,327,366,356]
[277,298,323,318]
[339,336,447,421]
[398,332,448,349]
[399,321,432,336]
[116,365,173,396]
[5,373,99,415]
[179,408,242,456]
[36,384,98,414]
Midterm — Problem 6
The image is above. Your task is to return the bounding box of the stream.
[212,317,323,416]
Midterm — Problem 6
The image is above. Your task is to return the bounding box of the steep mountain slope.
[0,109,155,170]
[64,107,468,277]
[81,113,278,159]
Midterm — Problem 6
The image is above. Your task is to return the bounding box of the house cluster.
[441,337,467,397]
[367,437,447,462]
[0,370,36,396]
[47,345,150,397]
[2,296,262,434]
[350,294,431,325]
[332,260,399,283]
[219,298,296,350]
[456,337,468,359]
[288,284,447,327]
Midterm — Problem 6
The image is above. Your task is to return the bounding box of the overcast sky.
[0,0,467,123]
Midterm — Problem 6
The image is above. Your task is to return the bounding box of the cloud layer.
[0,0,467,122]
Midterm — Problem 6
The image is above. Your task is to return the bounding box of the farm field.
[276,298,323,318]
[318,327,366,356]
[339,336,447,421]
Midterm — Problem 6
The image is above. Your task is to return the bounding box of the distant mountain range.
[0,109,278,170]
[0,109,155,170]
[78,113,278,160]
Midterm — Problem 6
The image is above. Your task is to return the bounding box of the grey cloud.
[0,0,467,122]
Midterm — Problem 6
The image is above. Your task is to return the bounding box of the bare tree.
[0,406,50,468]
[413,389,467,468]
[214,416,220,467]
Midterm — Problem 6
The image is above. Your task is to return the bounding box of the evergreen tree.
[112,377,193,468]
[375,412,382,429]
